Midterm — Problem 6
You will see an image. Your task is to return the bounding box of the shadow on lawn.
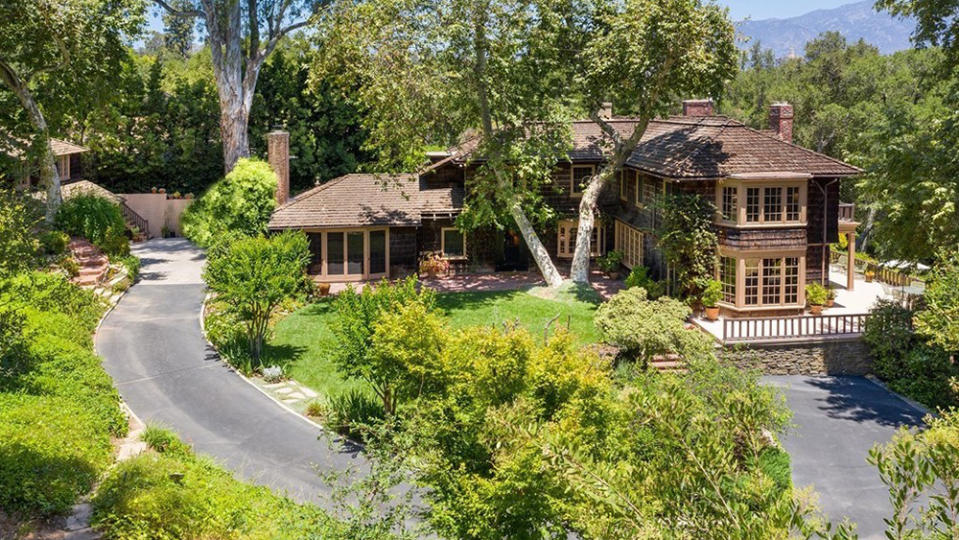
[261,343,308,372]
[433,289,526,314]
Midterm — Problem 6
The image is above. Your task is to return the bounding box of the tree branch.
[153,0,205,18]
[262,20,309,59]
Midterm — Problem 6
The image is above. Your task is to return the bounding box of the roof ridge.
[743,124,863,174]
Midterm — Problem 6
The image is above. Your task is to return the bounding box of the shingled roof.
[268,173,463,230]
[444,115,860,179]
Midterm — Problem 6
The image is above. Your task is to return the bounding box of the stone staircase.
[69,239,109,287]
[647,324,710,373]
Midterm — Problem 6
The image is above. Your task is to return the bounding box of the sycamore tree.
[0,0,143,222]
[566,0,736,283]
[154,0,320,171]
[313,0,589,287]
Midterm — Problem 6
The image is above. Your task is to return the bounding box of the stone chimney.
[769,102,794,143]
[682,98,714,116]
[598,101,613,119]
[267,130,290,206]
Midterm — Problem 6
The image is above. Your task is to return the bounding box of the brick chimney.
[598,101,613,119]
[769,102,794,143]
[267,130,290,206]
[682,98,713,116]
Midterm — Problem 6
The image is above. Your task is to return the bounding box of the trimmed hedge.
[92,429,344,539]
[0,271,125,519]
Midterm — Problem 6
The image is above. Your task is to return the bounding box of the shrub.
[655,193,718,297]
[113,254,140,281]
[54,195,129,256]
[864,300,916,380]
[804,282,828,305]
[915,253,959,354]
[699,278,723,308]
[203,232,310,369]
[624,265,665,299]
[597,250,624,273]
[181,158,278,248]
[595,287,712,363]
[92,429,343,539]
[0,188,43,276]
[322,390,386,438]
[39,230,69,255]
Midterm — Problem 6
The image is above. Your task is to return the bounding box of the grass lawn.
[266,285,602,399]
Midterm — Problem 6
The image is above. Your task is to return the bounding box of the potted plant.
[419,253,449,278]
[158,187,166,194]
[598,250,624,279]
[151,186,158,193]
[825,287,836,308]
[865,268,876,283]
[700,279,723,321]
[317,282,331,296]
[805,282,828,315]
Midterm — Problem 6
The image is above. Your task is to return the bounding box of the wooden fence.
[722,313,868,343]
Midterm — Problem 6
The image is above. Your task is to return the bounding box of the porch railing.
[838,202,856,222]
[120,200,150,238]
[722,313,868,344]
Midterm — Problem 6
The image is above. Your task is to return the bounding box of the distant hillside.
[736,1,916,58]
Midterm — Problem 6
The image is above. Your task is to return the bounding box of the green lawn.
[266,286,602,399]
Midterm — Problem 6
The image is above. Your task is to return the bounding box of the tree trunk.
[219,95,251,172]
[569,178,604,283]
[510,199,564,287]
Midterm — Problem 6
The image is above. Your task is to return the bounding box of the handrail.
[120,200,150,238]
[722,313,868,343]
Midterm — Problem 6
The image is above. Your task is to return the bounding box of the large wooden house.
[268,100,861,316]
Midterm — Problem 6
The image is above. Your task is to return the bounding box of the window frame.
[310,227,391,282]
[716,247,806,310]
[613,220,644,269]
[557,219,605,259]
[570,164,595,198]
[715,178,808,227]
[440,227,467,260]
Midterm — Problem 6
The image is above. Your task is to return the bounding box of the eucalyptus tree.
[0,0,143,222]
[313,0,584,286]
[566,0,737,283]
[154,0,320,172]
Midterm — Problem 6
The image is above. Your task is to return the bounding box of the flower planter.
[825,298,835,308]
[318,282,331,296]
[704,306,720,321]
[809,304,823,315]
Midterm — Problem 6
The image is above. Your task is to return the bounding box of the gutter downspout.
[814,178,840,285]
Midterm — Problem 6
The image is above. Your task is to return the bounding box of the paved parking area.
[763,375,926,539]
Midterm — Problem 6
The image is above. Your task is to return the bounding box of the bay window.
[716,179,807,226]
[716,250,805,309]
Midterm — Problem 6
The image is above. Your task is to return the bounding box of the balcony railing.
[722,313,868,344]
[838,202,856,222]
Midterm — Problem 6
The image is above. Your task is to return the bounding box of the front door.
[497,229,528,271]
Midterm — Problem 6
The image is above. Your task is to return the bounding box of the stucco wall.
[119,193,192,238]
[723,337,873,376]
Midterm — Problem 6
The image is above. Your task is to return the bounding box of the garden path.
[94,238,366,506]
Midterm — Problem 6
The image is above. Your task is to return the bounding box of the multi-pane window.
[441,228,466,258]
[784,257,800,304]
[721,187,738,222]
[786,187,801,222]
[762,258,782,304]
[620,170,628,200]
[744,258,760,305]
[764,187,783,222]
[719,256,736,303]
[745,187,761,222]
[614,220,644,268]
[571,165,594,196]
[639,176,660,206]
[558,220,604,258]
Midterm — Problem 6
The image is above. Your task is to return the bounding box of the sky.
[144,0,856,35]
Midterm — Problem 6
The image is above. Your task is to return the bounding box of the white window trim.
[614,220,644,269]
[440,227,467,260]
[557,219,605,258]
[715,178,808,228]
[716,247,806,309]
[570,164,595,198]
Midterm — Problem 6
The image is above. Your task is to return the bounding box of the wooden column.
[847,231,856,291]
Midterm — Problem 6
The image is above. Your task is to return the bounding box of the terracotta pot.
[809,304,823,315]
[865,274,874,283]
[826,298,835,308]
[318,282,331,296]
[704,306,720,321]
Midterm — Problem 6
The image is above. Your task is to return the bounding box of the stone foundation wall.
[723,337,873,376]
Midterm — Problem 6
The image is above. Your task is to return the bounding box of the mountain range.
[736,1,916,58]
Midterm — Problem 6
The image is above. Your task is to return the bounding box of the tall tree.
[162,0,196,57]
[154,0,318,172]
[313,0,581,286]
[0,0,142,222]
[878,0,959,66]
[567,0,737,283]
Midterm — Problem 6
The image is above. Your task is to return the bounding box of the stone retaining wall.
[723,337,873,376]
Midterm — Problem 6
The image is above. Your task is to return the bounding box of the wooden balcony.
[721,313,867,344]
[838,202,857,222]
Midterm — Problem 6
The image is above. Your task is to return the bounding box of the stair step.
[649,360,685,369]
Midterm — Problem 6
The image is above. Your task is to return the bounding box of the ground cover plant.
[91,427,349,540]
[0,271,125,523]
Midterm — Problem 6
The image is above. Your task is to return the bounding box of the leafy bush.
[624,265,665,298]
[864,300,917,380]
[0,188,43,276]
[699,278,723,307]
[203,231,310,369]
[54,195,129,256]
[915,252,959,354]
[320,390,386,439]
[597,250,624,273]
[595,287,712,363]
[804,282,828,305]
[39,230,69,255]
[113,254,140,281]
[0,271,123,520]
[92,429,344,539]
[655,193,718,297]
[181,158,278,248]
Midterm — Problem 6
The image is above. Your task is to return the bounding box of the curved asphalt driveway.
[95,238,364,504]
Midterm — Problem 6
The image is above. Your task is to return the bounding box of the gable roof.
[268,173,463,230]
[445,115,860,179]
[2,136,89,158]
